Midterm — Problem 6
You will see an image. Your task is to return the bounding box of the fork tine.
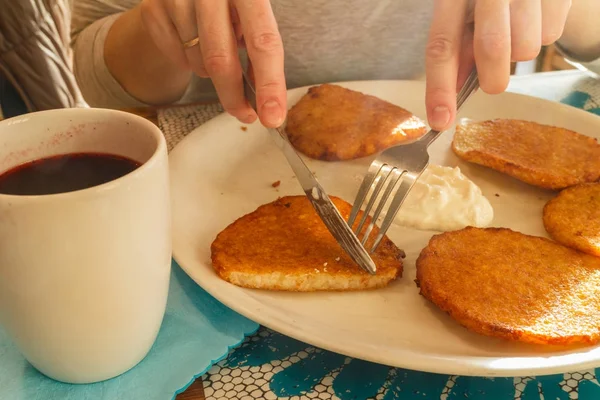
[313,200,377,274]
[369,70,477,247]
[348,161,385,227]
[351,68,479,256]
[359,168,404,245]
[354,165,394,234]
[370,172,421,252]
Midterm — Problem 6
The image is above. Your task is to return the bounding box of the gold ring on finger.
[182,37,200,49]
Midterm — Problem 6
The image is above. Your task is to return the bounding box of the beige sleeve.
[72,13,150,108]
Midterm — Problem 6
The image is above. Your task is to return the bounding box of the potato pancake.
[544,183,600,256]
[211,195,404,291]
[416,227,600,346]
[286,84,427,161]
[452,119,600,190]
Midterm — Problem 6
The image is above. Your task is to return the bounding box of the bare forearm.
[104,5,192,105]
[558,0,600,61]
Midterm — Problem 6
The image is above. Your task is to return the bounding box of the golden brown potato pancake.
[286,84,427,161]
[416,227,600,346]
[452,119,600,190]
[544,183,600,257]
[211,195,404,291]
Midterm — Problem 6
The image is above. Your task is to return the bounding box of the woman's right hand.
[139,0,287,128]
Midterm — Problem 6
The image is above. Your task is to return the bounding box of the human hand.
[139,0,287,127]
[425,0,572,131]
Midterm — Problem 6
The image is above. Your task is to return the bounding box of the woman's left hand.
[425,0,572,131]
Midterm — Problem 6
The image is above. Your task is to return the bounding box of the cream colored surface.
[0,108,171,383]
[170,80,600,377]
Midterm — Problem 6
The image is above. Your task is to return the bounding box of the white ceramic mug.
[0,108,171,383]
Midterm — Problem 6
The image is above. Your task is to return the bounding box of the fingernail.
[431,106,450,130]
[261,100,284,127]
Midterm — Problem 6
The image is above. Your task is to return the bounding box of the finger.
[425,0,469,131]
[170,0,208,77]
[456,24,475,91]
[229,3,245,47]
[196,0,256,123]
[510,0,542,61]
[234,0,287,128]
[541,0,571,45]
[474,0,511,94]
[465,0,475,23]
[139,0,189,70]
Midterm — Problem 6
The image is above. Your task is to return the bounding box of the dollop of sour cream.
[394,164,494,232]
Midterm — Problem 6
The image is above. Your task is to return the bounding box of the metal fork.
[348,70,480,252]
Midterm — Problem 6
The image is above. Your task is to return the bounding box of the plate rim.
[170,79,600,377]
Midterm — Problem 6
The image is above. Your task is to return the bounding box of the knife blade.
[241,70,377,275]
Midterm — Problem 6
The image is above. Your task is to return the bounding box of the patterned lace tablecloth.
[158,103,224,151]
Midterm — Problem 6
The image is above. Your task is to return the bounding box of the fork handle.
[420,69,479,147]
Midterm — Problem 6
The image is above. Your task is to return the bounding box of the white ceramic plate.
[169,80,600,377]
